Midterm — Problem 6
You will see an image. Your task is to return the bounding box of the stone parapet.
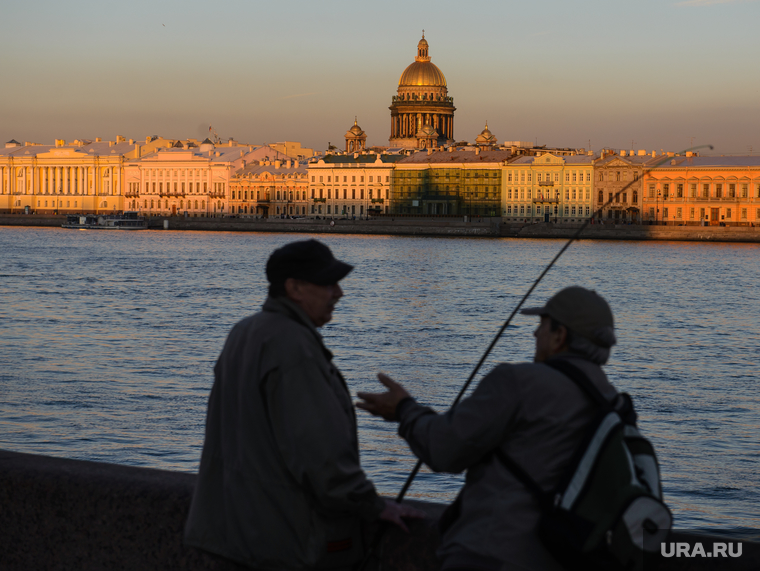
[1,449,758,570]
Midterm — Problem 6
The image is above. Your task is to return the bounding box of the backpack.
[494,359,672,571]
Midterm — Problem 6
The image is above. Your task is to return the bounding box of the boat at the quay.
[0,227,758,536]
[61,212,147,230]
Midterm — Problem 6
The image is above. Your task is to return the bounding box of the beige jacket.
[185,296,384,570]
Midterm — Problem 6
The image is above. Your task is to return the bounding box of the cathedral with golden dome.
[389,33,455,149]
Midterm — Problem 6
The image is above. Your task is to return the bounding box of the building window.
[632,190,638,203]
[598,190,603,203]
[741,208,747,220]
[676,208,682,219]
[726,208,732,219]
[677,184,683,198]
[690,208,694,219]
[716,184,722,198]
[663,184,669,198]
[741,184,748,198]
[703,184,709,198]
[729,184,736,198]
[663,208,668,219]
[649,184,655,198]
[690,184,696,197]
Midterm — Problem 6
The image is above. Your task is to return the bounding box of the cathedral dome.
[398,35,447,87]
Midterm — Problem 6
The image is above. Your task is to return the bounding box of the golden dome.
[398,34,447,87]
[399,61,447,87]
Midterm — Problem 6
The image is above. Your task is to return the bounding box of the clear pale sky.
[2,0,758,155]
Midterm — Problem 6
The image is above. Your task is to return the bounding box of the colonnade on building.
[0,165,116,196]
[390,113,453,140]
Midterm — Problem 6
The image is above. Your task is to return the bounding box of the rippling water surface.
[1,226,758,533]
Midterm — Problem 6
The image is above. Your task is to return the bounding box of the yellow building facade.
[503,153,595,223]
[0,138,141,214]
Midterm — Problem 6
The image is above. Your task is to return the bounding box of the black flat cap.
[266,239,353,286]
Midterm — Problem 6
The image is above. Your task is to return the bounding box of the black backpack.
[495,359,672,570]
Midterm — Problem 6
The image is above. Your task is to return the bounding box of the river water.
[1,226,758,534]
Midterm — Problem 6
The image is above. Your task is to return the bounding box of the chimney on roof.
[146,137,152,144]
[96,137,102,143]
[55,139,64,147]
[448,146,453,153]
[275,160,281,169]
[108,141,114,147]
[427,148,432,155]
[116,135,125,143]
[651,151,656,157]
[287,160,292,168]
[686,151,693,157]
[638,150,646,156]
[128,139,134,145]
[620,150,626,157]
[135,144,141,159]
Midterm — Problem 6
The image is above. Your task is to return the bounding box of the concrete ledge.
[2,449,759,570]
[0,450,442,570]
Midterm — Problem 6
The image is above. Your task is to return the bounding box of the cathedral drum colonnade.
[389,34,455,149]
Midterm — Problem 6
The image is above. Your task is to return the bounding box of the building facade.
[392,149,509,216]
[229,159,309,218]
[593,151,655,223]
[0,137,141,214]
[503,153,595,223]
[123,143,292,217]
[389,35,455,149]
[641,156,760,226]
[307,153,402,218]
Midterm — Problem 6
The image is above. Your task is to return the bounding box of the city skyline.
[2,0,759,154]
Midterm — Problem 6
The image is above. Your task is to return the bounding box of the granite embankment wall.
[1,449,758,570]
[3,214,760,243]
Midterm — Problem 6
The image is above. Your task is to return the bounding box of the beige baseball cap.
[521,286,617,348]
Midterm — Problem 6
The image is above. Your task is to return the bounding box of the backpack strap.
[492,447,551,508]
[492,359,610,507]
[544,358,610,409]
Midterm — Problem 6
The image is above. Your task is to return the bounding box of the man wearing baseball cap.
[358,286,619,571]
[186,239,422,570]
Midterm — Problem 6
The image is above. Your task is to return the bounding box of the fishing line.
[358,145,713,569]
[394,144,713,502]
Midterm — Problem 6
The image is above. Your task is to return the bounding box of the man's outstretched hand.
[378,498,426,533]
[356,373,411,421]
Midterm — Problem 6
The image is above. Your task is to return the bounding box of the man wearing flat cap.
[358,286,619,571]
[186,239,421,570]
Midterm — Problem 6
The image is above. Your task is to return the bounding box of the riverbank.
[3,214,760,243]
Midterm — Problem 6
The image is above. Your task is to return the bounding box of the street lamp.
[656,189,661,225]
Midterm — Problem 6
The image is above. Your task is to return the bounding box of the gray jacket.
[397,355,618,571]
[185,296,384,570]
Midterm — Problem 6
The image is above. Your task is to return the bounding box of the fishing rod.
[393,144,713,503]
[357,144,714,570]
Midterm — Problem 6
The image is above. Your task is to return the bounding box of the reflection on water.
[1,227,759,532]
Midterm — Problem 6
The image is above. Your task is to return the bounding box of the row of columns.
[391,113,453,140]
[0,165,118,196]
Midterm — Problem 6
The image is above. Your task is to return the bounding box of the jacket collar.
[262,296,333,359]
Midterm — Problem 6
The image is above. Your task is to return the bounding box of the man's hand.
[356,373,411,421]
[378,498,426,533]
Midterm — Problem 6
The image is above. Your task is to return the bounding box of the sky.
[1,0,759,155]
